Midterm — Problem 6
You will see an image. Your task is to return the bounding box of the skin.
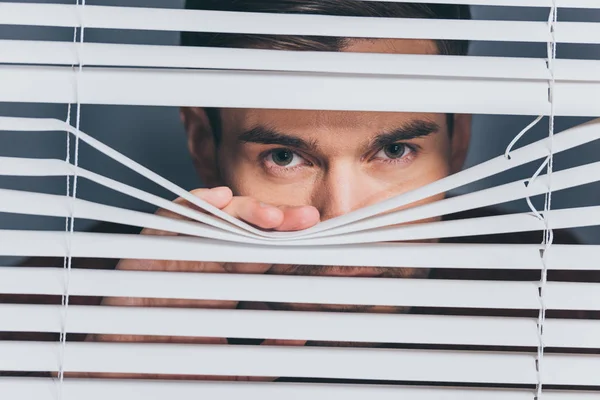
[82,38,472,380]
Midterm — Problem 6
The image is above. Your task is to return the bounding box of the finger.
[189,186,233,209]
[145,187,232,232]
[275,205,320,231]
[222,197,285,229]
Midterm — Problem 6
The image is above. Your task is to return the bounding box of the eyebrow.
[238,119,440,151]
[371,120,441,149]
[238,126,317,152]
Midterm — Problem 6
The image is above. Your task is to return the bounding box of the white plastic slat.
[0,65,554,115]
[2,41,599,83]
[0,229,598,270]
[0,230,555,269]
[361,0,600,7]
[545,282,600,310]
[0,304,539,347]
[544,319,600,349]
[1,40,598,83]
[0,4,599,44]
[0,267,541,310]
[1,65,600,116]
[0,378,551,400]
[0,230,596,269]
[1,63,598,114]
[2,341,596,385]
[545,355,600,386]
[1,267,596,311]
[0,341,537,384]
[0,40,600,81]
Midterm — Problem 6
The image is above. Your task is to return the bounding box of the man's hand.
[197,186,320,232]
[96,185,320,313]
[78,187,318,380]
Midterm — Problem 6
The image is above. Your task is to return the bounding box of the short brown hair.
[181,1,471,142]
[182,0,470,55]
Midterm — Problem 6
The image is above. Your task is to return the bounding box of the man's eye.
[375,143,413,160]
[267,149,305,167]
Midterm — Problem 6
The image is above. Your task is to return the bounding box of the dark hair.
[182,1,471,143]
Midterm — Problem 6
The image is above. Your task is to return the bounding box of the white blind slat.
[544,319,600,348]
[0,304,539,347]
[3,342,594,385]
[2,229,598,270]
[0,230,567,269]
[2,40,600,83]
[3,65,600,114]
[0,267,595,311]
[0,341,537,384]
[0,378,547,400]
[361,0,599,6]
[1,229,599,271]
[0,267,540,310]
[545,354,600,386]
[545,282,600,310]
[0,65,552,115]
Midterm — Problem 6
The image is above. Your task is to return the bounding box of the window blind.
[1,1,599,399]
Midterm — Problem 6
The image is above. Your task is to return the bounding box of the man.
[98,0,472,324]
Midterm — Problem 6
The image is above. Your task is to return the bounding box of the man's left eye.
[375,143,412,160]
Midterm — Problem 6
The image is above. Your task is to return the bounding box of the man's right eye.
[267,149,305,168]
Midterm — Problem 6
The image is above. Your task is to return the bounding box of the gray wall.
[1,2,599,267]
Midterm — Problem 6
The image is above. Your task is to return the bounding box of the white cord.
[536,2,558,399]
[504,115,544,160]
[58,0,85,396]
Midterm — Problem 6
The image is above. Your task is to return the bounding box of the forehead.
[221,109,445,137]
[219,38,441,139]
[345,38,438,55]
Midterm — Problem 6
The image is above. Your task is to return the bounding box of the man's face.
[183,38,471,313]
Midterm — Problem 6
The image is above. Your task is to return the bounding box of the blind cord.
[536,2,558,399]
[58,0,85,396]
[504,115,544,160]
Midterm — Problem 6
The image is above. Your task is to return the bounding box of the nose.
[312,162,383,221]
